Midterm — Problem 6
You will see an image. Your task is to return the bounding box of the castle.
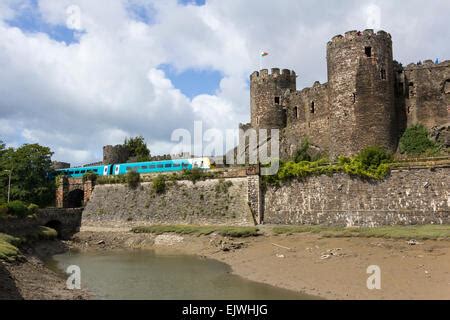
[240,29,450,160]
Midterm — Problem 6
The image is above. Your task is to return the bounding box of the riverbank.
[72,225,450,300]
[0,239,90,300]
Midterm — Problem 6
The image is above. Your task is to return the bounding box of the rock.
[320,254,331,260]
[407,239,420,246]
[276,254,285,259]
[154,234,184,246]
[96,240,105,245]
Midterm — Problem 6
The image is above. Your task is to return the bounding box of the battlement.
[404,59,450,70]
[327,29,392,47]
[250,68,296,81]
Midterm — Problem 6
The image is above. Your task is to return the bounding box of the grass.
[132,225,260,238]
[271,225,450,240]
[27,226,58,241]
[0,233,22,262]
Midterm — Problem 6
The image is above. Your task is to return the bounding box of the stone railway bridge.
[0,208,83,240]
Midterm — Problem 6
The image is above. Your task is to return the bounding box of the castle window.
[310,102,315,114]
[274,97,280,105]
[444,80,450,94]
[365,47,372,57]
[352,93,356,104]
[380,69,386,80]
[293,106,298,119]
[408,82,415,98]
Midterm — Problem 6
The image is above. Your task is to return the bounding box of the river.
[46,250,316,300]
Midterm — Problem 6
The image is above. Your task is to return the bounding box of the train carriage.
[56,158,211,179]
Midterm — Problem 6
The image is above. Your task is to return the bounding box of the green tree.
[124,136,151,162]
[0,143,55,206]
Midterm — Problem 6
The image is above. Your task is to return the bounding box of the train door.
[103,166,109,176]
[114,165,121,175]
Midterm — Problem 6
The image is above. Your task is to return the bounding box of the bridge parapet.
[56,176,95,208]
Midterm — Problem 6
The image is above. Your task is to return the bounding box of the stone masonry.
[240,29,450,160]
[264,167,450,227]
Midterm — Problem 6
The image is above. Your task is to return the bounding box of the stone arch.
[45,220,63,238]
[67,189,84,208]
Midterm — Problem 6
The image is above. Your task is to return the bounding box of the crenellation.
[241,29,449,161]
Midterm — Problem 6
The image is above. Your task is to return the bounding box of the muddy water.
[47,251,316,300]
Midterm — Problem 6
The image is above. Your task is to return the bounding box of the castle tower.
[327,30,397,158]
[250,68,296,129]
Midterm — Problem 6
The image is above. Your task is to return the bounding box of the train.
[56,157,211,179]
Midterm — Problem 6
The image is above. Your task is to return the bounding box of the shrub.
[293,139,312,162]
[82,172,98,183]
[0,204,8,218]
[6,200,29,218]
[126,171,141,189]
[27,203,39,215]
[152,175,166,194]
[0,233,21,262]
[399,124,437,155]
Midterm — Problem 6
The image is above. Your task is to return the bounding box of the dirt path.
[72,228,450,300]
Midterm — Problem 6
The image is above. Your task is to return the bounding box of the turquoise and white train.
[56,157,211,179]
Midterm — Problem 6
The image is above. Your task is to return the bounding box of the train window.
[182,163,189,168]
[80,170,86,174]
[69,171,74,175]
[165,164,172,168]
[75,171,80,174]
[157,164,164,168]
[149,165,156,169]
[173,163,181,167]
[141,166,148,169]
[94,169,98,172]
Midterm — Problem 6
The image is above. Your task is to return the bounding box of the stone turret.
[250,68,296,130]
[327,29,397,158]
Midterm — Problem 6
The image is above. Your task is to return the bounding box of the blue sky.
[5,0,81,44]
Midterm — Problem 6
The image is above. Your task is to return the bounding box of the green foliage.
[82,172,98,183]
[0,233,21,262]
[97,175,127,185]
[27,226,58,241]
[293,139,312,162]
[132,225,260,238]
[271,225,450,240]
[126,171,140,189]
[181,168,215,184]
[152,175,166,194]
[399,124,438,155]
[264,146,392,186]
[27,203,39,214]
[6,200,29,218]
[0,143,55,206]
[124,136,151,162]
[0,204,8,218]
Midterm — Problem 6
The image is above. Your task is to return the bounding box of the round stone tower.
[327,30,397,158]
[250,68,296,129]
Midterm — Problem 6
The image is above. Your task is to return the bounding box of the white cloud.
[0,0,449,166]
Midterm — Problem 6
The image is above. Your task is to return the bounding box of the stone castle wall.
[402,60,450,129]
[263,167,450,227]
[244,29,450,161]
[83,177,256,226]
